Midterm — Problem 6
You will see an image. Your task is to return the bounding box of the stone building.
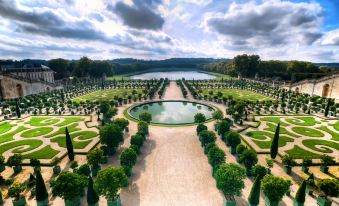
[288,73,339,102]
[0,64,62,100]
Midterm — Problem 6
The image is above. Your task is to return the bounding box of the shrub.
[196,124,208,135]
[130,133,145,148]
[77,164,91,176]
[236,144,247,154]
[240,149,258,169]
[199,130,216,147]
[7,154,22,167]
[302,158,312,167]
[139,112,152,123]
[261,175,291,202]
[281,155,296,167]
[217,120,231,136]
[317,179,339,198]
[320,155,335,166]
[87,148,104,168]
[8,182,26,200]
[99,124,124,149]
[120,148,138,168]
[252,165,267,179]
[194,113,206,123]
[226,132,241,148]
[51,172,87,201]
[207,147,226,169]
[137,121,149,136]
[215,163,246,196]
[94,167,128,200]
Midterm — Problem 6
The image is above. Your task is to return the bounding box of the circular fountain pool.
[128,100,215,125]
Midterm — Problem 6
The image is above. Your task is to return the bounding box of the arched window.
[322,84,330,97]
[16,84,23,97]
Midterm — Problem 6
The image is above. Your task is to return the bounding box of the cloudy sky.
[0,0,338,62]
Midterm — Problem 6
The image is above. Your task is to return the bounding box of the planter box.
[264,196,279,206]
[320,166,328,173]
[306,187,313,196]
[91,166,101,177]
[317,196,332,206]
[65,197,80,206]
[225,195,236,206]
[53,166,61,175]
[283,166,292,174]
[231,147,236,155]
[0,165,5,173]
[107,195,121,206]
[12,198,26,206]
[14,165,22,174]
[37,198,48,206]
[301,167,309,173]
[293,199,304,206]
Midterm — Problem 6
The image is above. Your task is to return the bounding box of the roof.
[0,64,52,73]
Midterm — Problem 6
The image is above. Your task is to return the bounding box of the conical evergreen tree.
[270,123,280,159]
[87,176,99,205]
[65,127,74,160]
[15,100,21,118]
[248,176,261,205]
[35,170,48,202]
[324,99,331,117]
[295,180,306,203]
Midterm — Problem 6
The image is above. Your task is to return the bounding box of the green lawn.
[291,127,325,137]
[264,123,299,138]
[260,117,289,126]
[44,123,80,138]
[27,117,60,126]
[317,126,339,141]
[0,126,28,144]
[302,139,339,153]
[0,122,16,134]
[330,121,339,132]
[72,89,142,102]
[56,117,83,127]
[202,88,272,102]
[0,139,43,154]
[246,131,294,149]
[285,145,322,159]
[107,75,130,80]
[21,127,54,138]
[51,131,97,149]
[22,146,59,159]
[285,117,321,126]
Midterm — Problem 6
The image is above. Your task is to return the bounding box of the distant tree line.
[1,55,337,81]
[200,54,338,82]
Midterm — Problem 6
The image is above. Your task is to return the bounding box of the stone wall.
[0,75,61,99]
[287,74,339,102]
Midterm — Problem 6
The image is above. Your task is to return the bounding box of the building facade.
[287,73,339,102]
[0,64,61,100]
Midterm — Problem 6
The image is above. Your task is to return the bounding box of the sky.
[0,0,338,62]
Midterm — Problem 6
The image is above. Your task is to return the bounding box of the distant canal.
[129,71,216,80]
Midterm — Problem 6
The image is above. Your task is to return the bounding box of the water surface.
[129,101,215,124]
[130,71,216,80]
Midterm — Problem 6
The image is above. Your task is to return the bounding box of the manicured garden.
[201,88,272,102]
[72,89,143,102]
[0,116,99,163]
[242,115,339,160]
